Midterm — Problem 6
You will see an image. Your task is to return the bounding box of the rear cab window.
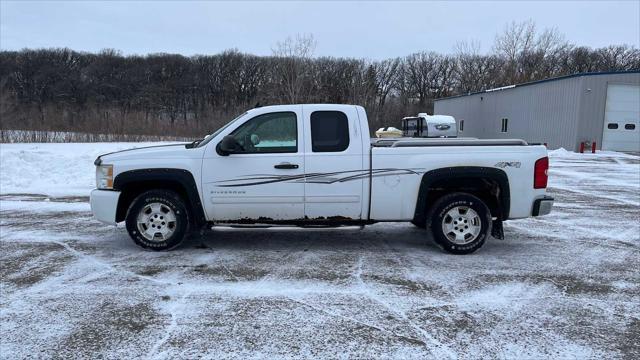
[310,111,350,152]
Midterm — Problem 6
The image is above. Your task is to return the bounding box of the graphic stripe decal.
[214,168,422,187]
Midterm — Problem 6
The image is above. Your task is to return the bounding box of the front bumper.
[90,189,121,225]
[532,196,554,216]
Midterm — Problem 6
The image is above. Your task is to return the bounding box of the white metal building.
[434,71,640,152]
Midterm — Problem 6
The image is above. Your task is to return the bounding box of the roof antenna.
[254,102,262,108]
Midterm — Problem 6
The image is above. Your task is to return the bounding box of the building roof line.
[436,70,640,101]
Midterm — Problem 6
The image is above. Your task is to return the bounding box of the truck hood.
[94,143,198,164]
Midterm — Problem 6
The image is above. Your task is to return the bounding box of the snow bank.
[548,147,639,159]
[0,142,173,196]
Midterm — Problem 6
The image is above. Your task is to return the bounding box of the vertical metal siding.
[576,73,640,148]
[435,73,640,151]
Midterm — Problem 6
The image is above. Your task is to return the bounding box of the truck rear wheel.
[125,190,189,251]
[428,192,491,255]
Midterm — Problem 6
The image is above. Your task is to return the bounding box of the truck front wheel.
[125,190,189,251]
[428,192,491,255]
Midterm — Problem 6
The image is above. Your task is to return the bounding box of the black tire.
[427,192,491,255]
[125,190,189,251]
[411,219,426,229]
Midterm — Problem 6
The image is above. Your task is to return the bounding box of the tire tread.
[125,189,189,251]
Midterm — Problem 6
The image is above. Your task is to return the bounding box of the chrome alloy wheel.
[441,206,482,245]
[136,202,177,241]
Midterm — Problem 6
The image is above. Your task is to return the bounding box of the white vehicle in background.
[91,104,553,254]
[402,113,458,138]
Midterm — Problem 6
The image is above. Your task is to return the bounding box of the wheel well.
[115,180,189,222]
[423,178,503,218]
[113,168,207,227]
[413,167,510,225]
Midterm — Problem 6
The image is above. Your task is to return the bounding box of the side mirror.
[216,135,242,156]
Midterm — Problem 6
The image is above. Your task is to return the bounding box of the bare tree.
[373,58,400,111]
[1,25,638,142]
[596,45,640,70]
[454,40,488,93]
[494,20,537,63]
[272,34,317,103]
[405,52,436,105]
[494,20,570,83]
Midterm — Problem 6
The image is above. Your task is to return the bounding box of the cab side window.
[310,111,350,152]
[230,112,297,153]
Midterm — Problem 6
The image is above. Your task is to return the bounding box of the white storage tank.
[375,126,403,138]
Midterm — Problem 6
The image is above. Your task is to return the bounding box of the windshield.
[196,112,247,148]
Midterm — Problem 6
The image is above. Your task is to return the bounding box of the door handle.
[274,163,299,169]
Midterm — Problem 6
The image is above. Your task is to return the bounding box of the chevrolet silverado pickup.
[91,104,553,254]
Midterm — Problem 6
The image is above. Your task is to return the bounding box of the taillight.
[534,157,549,189]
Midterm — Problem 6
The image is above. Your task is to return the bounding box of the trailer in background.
[401,113,458,138]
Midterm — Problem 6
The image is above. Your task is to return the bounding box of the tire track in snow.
[146,290,192,359]
[288,297,429,348]
[352,257,458,359]
[49,239,173,285]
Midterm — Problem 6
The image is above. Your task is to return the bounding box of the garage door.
[602,84,640,152]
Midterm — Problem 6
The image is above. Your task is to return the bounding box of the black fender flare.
[413,166,511,222]
[113,168,207,226]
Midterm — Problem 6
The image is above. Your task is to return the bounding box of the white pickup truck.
[91,104,553,254]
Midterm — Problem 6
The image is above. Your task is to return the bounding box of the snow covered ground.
[1,143,639,359]
[0,142,182,196]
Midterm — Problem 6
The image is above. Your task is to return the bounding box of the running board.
[212,223,366,229]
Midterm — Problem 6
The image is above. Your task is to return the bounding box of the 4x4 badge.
[495,161,521,168]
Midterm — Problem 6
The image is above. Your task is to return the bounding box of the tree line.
[0,20,638,140]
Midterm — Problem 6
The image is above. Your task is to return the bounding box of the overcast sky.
[1,1,638,59]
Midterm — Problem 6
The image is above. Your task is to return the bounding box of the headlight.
[96,165,114,189]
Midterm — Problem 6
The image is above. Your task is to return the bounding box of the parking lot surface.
[1,149,639,359]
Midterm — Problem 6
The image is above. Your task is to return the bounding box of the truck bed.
[368,139,548,220]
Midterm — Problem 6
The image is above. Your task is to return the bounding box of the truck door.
[302,105,365,220]
[202,108,305,221]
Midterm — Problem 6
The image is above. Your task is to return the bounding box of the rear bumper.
[90,189,121,225]
[532,196,554,216]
